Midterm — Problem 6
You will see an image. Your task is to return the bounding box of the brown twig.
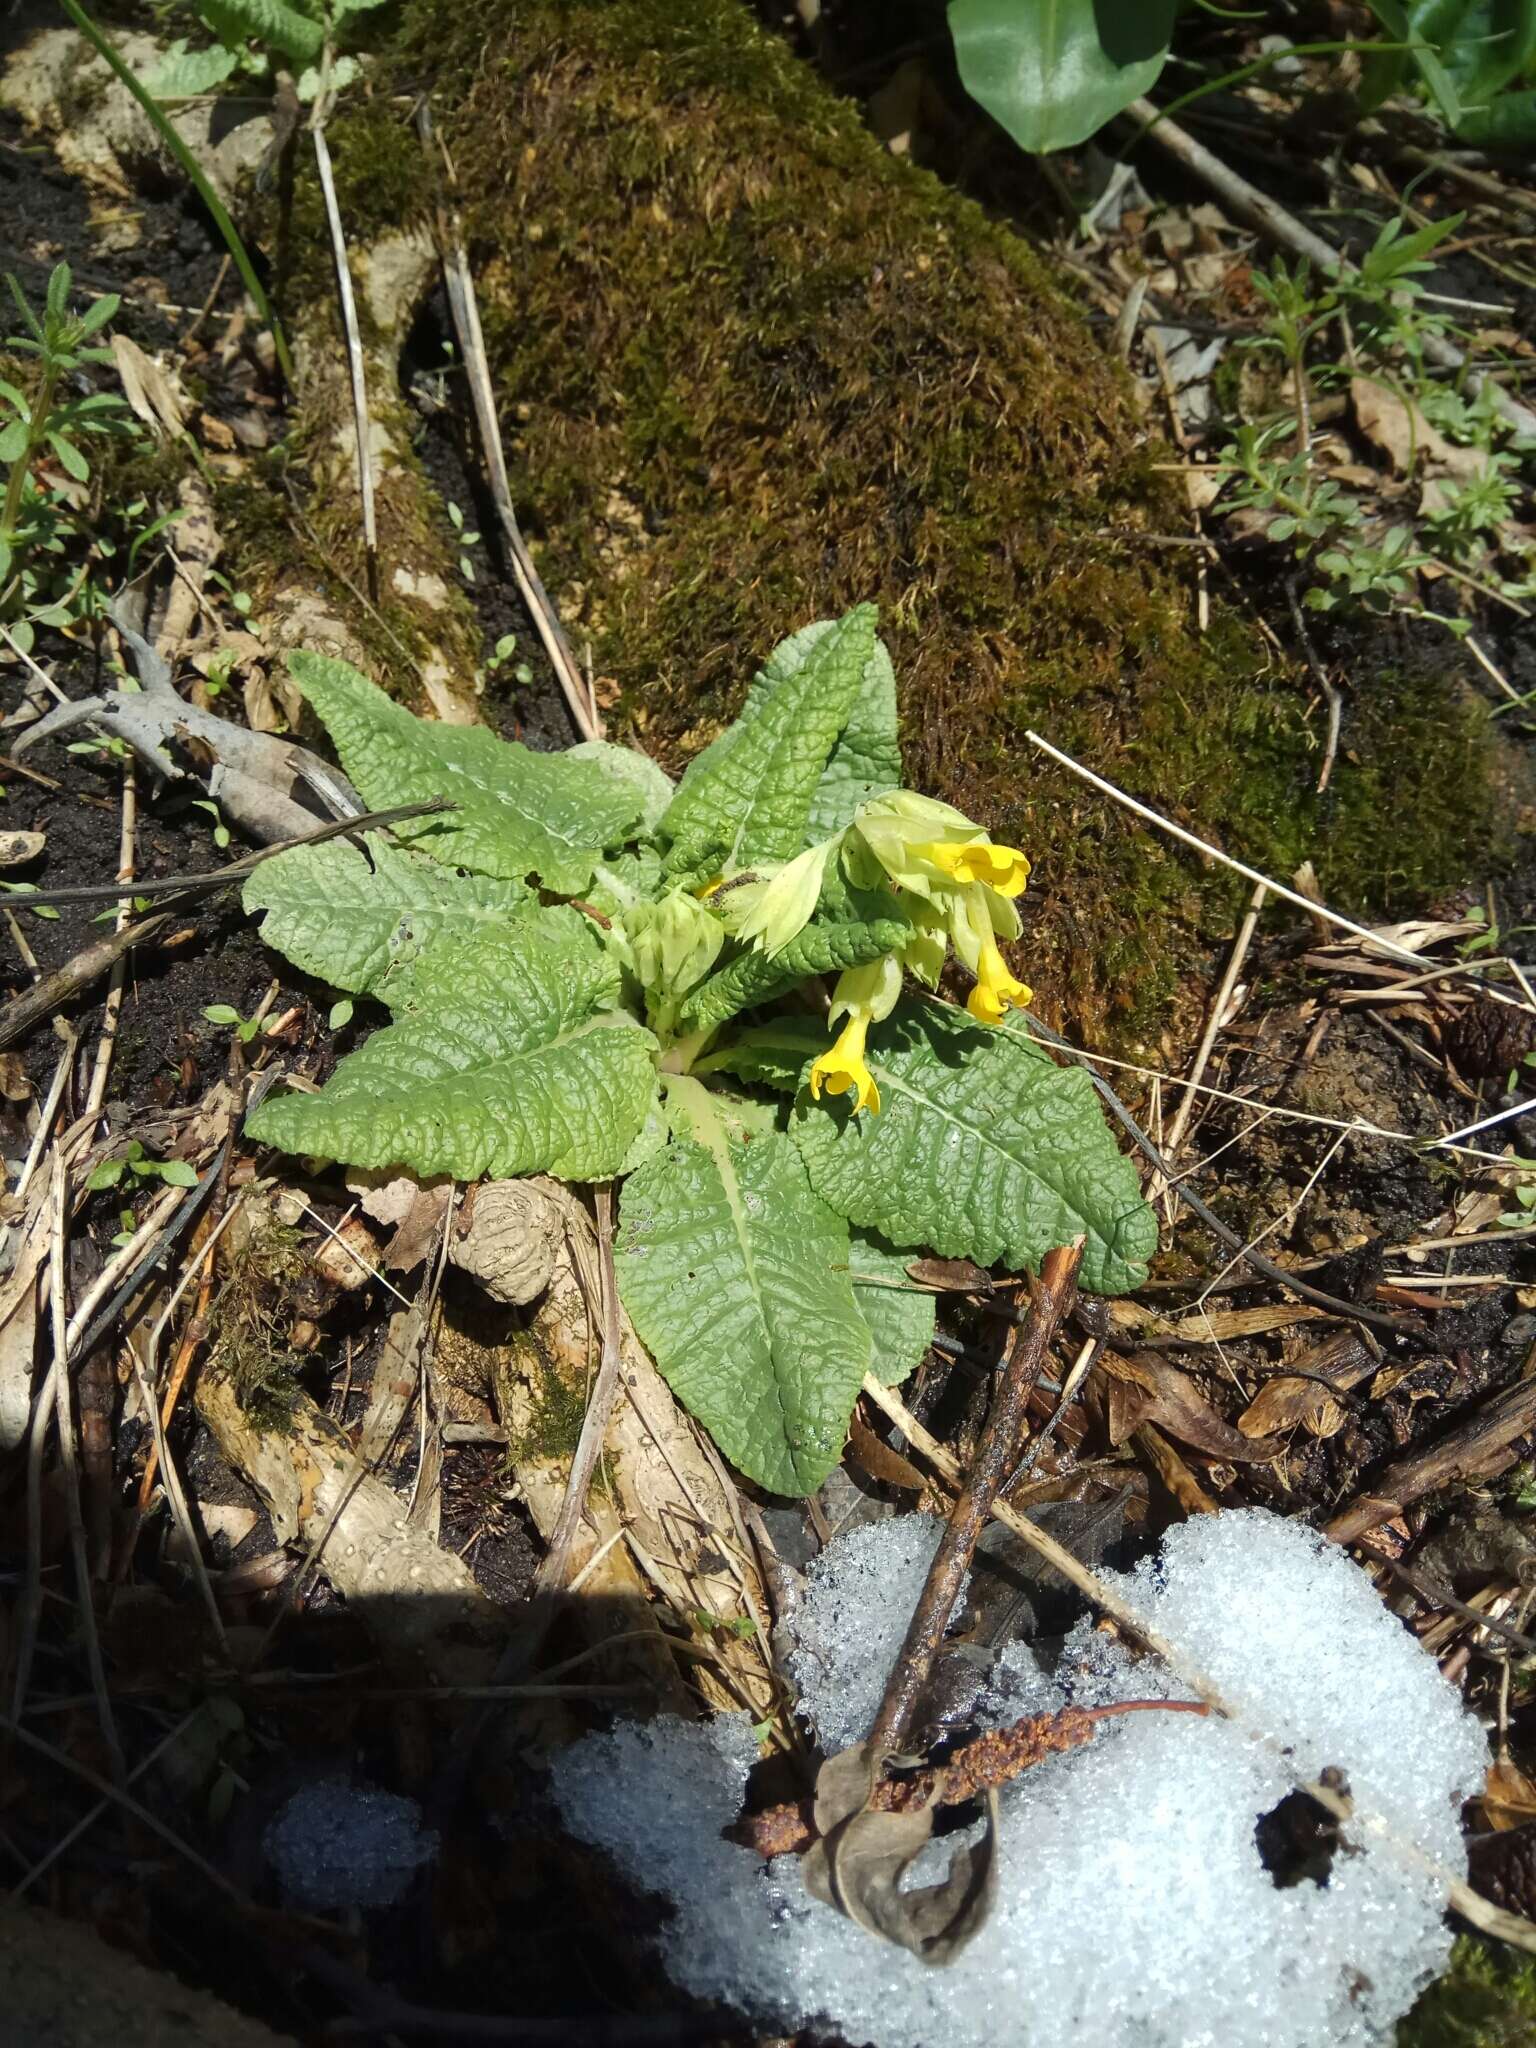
[418,106,602,742]
[46,1150,124,1781]
[1124,97,1536,440]
[867,1240,1083,1760]
[133,1145,237,1514]
[739,1700,1211,1857]
[1324,1365,1536,1544]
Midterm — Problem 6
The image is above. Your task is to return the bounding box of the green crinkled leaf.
[147,38,241,95]
[805,636,902,842]
[288,652,643,893]
[583,845,666,918]
[615,1085,871,1495]
[200,0,323,61]
[697,1017,827,1094]
[681,867,911,1032]
[849,1229,935,1387]
[659,606,878,870]
[791,1001,1156,1296]
[242,832,529,999]
[566,739,675,835]
[247,908,657,1181]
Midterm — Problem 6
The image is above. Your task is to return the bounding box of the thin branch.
[46,1150,123,1781]
[312,124,378,602]
[419,106,602,742]
[1125,96,1536,441]
[867,1241,1083,1759]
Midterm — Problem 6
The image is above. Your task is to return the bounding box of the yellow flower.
[966,939,1032,1026]
[913,839,1031,898]
[809,1013,880,1115]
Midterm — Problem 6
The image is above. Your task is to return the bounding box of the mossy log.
[4,1,1500,1027]
[270,0,1492,1030]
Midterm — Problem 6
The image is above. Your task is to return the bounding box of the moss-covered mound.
[300,0,1496,1029]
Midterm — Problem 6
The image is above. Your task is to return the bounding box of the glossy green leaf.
[948,0,1181,156]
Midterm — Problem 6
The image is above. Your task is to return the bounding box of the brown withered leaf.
[801,1742,997,1963]
[849,1405,926,1492]
[1352,376,1483,481]
[903,1257,995,1294]
[1483,1757,1536,1833]
[1101,1351,1281,1462]
[1135,1423,1220,1514]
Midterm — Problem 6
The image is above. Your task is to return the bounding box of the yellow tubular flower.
[914,839,1031,898]
[967,939,1032,1026]
[810,1013,880,1115]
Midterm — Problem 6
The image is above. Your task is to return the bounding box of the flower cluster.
[722,792,1032,1117]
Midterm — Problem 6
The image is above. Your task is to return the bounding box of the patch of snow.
[554,1509,1485,2048]
[264,1776,437,1911]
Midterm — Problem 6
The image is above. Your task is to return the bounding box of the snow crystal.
[784,1511,950,1751]
[553,1509,1486,2048]
[264,1776,437,1910]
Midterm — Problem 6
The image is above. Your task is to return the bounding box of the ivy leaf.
[849,1228,935,1387]
[247,908,658,1181]
[948,0,1179,156]
[659,605,879,871]
[287,653,644,893]
[681,868,912,1033]
[791,1001,1156,1296]
[243,831,529,998]
[615,1080,871,1496]
[804,635,902,842]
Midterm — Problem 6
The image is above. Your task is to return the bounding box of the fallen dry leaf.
[0,830,45,868]
[1351,376,1484,481]
[111,332,190,439]
[801,1741,998,1963]
[1100,1350,1282,1462]
[1483,1757,1536,1832]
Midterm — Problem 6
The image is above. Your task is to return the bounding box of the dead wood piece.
[195,1371,505,1684]
[867,1240,1083,1760]
[1324,1371,1536,1545]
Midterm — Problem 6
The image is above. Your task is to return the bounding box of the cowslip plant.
[242,607,1155,1496]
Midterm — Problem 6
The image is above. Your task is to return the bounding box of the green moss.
[298,0,1505,1029]
[500,1331,591,1470]
[1399,1936,1536,2047]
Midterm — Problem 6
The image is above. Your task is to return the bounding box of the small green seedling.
[190,799,231,850]
[204,1002,278,1045]
[86,1140,198,1194]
